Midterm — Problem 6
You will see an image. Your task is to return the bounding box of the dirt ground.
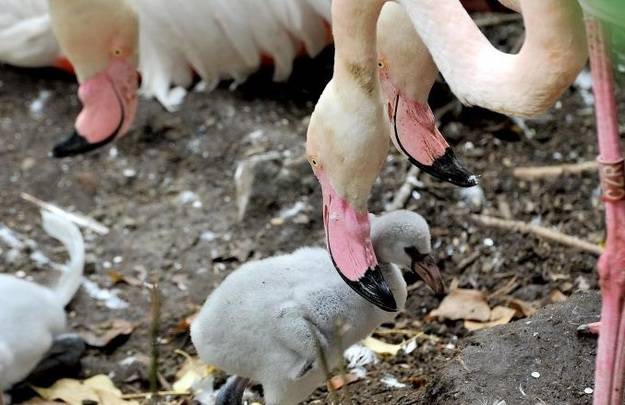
[1,21,623,405]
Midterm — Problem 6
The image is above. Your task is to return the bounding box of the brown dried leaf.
[464,306,516,331]
[79,319,134,348]
[19,398,59,405]
[107,271,126,285]
[508,298,538,317]
[549,289,568,303]
[362,336,402,356]
[34,375,138,405]
[107,270,142,287]
[327,372,362,390]
[429,283,490,322]
[172,352,215,394]
[171,312,199,336]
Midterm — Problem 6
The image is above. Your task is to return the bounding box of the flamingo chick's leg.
[585,17,625,405]
[215,376,250,405]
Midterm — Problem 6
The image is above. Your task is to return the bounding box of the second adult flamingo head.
[49,0,139,158]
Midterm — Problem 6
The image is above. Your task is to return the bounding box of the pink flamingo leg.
[586,17,625,405]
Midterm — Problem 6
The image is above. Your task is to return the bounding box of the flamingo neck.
[331,0,387,95]
[401,0,587,116]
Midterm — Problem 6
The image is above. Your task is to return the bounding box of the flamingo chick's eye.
[377,61,385,69]
[113,48,122,57]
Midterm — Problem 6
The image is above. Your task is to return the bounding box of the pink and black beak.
[52,124,121,158]
[52,60,138,158]
[404,246,445,296]
[389,93,478,188]
[317,172,398,312]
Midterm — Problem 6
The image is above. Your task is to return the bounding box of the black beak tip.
[52,130,116,158]
[342,266,398,312]
[426,147,478,188]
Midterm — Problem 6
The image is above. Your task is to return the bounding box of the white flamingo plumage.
[0,0,332,110]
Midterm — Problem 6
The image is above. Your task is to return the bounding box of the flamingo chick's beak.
[53,60,138,158]
[388,93,478,188]
[317,170,398,312]
[404,246,445,297]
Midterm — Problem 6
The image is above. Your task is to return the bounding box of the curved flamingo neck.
[402,0,587,117]
[331,0,387,95]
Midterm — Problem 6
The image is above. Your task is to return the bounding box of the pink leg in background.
[585,16,625,405]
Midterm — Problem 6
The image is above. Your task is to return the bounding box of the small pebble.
[122,168,136,177]
[584,387,594,394]
[531,371,540,379]
[483,238,494,247]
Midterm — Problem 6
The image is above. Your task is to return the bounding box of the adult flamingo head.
[306,73,397,312]
[376,3,478,187]
[49,0,139,158]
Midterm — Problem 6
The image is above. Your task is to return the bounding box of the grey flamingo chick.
[190,210,443,405]
[0,210,85,395]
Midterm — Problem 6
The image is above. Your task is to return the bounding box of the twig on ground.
[21,192,109,235]
[148,282,162,404]
[471,214,603,255]
[374,328,440,342]
[385,166,421,211]
[488,276,519,300]
[121,391,189,400]
[510,116,536,140]
[513,161,598,180]
[457,251,481,271]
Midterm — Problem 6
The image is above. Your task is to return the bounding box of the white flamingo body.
[0,276,65,390]
[0,0,331,110]
[0,0,59,68]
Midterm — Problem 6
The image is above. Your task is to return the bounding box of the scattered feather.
[343,343,379,368]
[21,193,109,235]
[82,278,129,310]
[29,89,51,119]
[380,375,406,388]
[0,224,25,249]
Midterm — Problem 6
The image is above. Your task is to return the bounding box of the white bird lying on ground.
[0,210,85,396]
[190,210,443,405]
